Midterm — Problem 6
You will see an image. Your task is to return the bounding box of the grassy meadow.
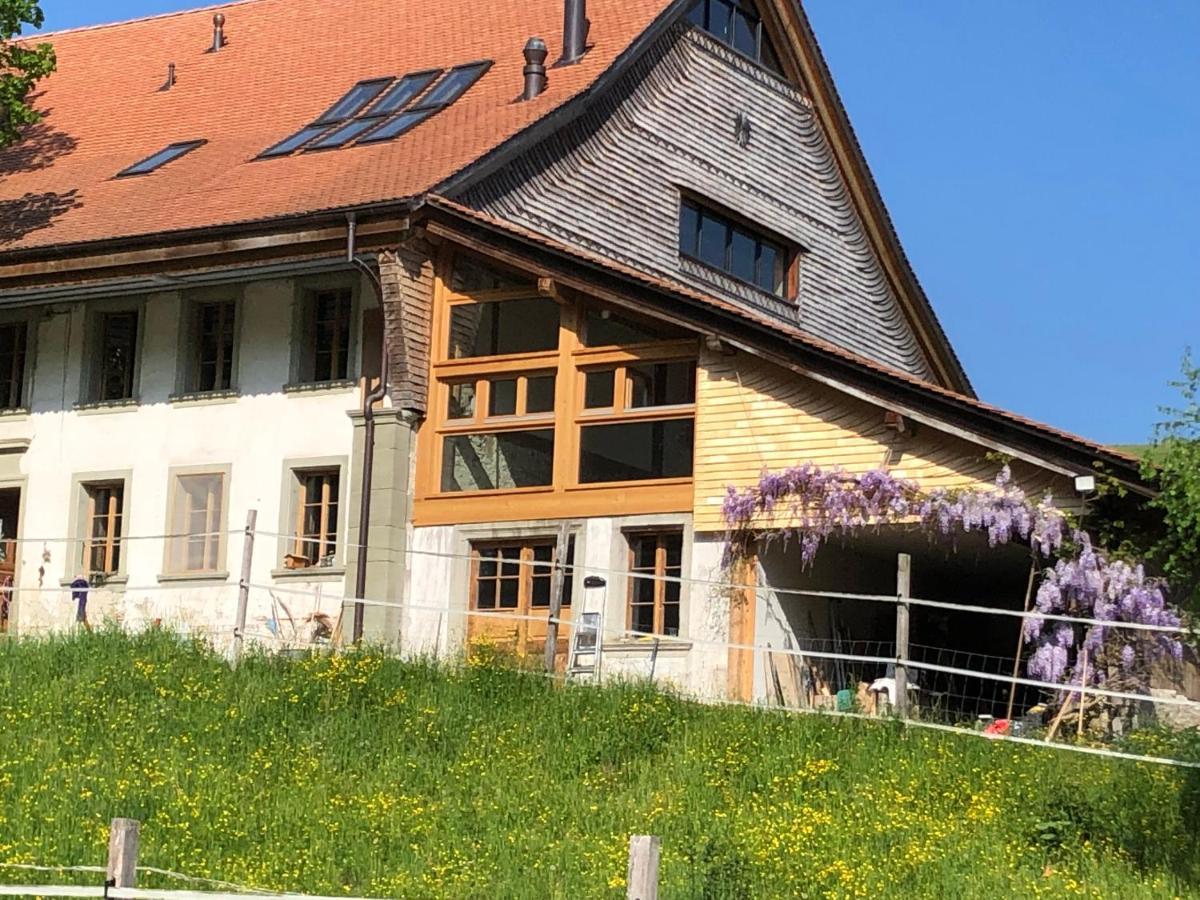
[0,631,1198,898]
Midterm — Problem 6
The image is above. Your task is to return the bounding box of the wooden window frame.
[415,248,700,525]
[91,308,141,403]
[163,467,229,576]
[468,538,572,614]
[679,197,800,301]
[190,298,238,393]
[687,0,784,75]
[82,481,124,576]
[626,530,685,637]
[289,468,340,568]
[0,321,28,411]
[293,280,358,386]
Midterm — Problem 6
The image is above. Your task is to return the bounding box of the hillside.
[0,632,1197,898]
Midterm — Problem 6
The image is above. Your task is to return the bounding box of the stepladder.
[567,611,603,679]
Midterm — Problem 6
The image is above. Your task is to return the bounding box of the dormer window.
[679,198,797,299]
[687,0,783,75]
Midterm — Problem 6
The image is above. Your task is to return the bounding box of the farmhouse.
[0,0,1149,705]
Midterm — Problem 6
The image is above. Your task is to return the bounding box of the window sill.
[169,389,239,406]
[270,565,346,581]
[680,254,795,306]
[602,637,692,654]
[0,407,30,422]
[157,570,230,584]
[283,380,357,396]
[73,398,139,414]
[60,574,129,591]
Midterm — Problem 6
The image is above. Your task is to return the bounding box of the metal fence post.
[233,509,257,666]
[627,834,660,900]
[894,553,911,719]
[106,817,139,888]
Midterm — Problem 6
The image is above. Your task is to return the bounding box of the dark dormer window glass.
[260,125,333,158]
[679,199,788,297]
[314,78,393,125]
[686,0,783,75]
[368,70,442,115]
[117,140,205,177]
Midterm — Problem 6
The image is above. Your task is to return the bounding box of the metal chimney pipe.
[562,0,589,64]
[210,13,226,52]
[522,38,548,100]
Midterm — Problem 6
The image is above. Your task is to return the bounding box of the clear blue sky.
[30,1,1200,445]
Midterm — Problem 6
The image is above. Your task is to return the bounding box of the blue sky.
[30,1,1200,444]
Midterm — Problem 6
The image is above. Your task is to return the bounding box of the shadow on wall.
[0,109,82,245]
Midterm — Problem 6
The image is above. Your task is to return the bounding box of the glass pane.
[259,124,331,157]
[627,361,696,408]
[306,117,382,150]
[98,312,138,401]
[416,62,490,108]
[760,31,784,75]
[698,212,727,269]
[498,577,519,609]
[440,430,555,492]
[448,298,559,358]
[679,202,700,257]
[732,6,759,58]
[500,546,521,578]
[525,375,556,414]
[367,70,441,115]
[562,538,575,607]
[355,108,433,144]
[711,0,736,41]
[665,533,684,568]
[584,370,615,409]
[729,228,757,284]
[316,79,392,124]
[631,602,655,634]
[663,594,680,637]
[488,378,517,417]
[632,536,656,570]
[172,473,223,571]
[450,255,535,293]
[757,241,783,294]
[448,382,477,419]
[686,0,705,27]
[578,419,695,483]
[583,310,689,347]
[476,577,497,609]
[478,548,498,579]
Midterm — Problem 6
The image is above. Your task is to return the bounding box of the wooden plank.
[106,817,139,888]
[894,553,911,719]
[726,557,757,703]
[543,523,570,673]
[626,835,661,900]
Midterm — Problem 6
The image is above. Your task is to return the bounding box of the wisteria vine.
[722,464,1184,692]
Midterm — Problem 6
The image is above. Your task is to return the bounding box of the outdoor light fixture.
[1074,474,1096,494]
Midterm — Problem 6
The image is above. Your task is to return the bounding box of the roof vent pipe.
[210,13,226,52]
[561,0,589,64]
[522,38,548,100]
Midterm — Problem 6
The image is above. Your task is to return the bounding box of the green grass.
[1,632,1198,898]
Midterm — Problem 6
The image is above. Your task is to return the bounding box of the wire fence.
[1,518,1198,768]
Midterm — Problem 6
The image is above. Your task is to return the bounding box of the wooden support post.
[626,834,660,900]
[106,818,139,888]
[233,509,257,667]
[894,553,911,719]
[1004,559,1039,722]
[543,522,570,673]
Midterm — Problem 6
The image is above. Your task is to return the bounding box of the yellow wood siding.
[693,350,1072,532]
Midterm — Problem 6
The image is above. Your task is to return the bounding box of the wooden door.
[468,540,573,667]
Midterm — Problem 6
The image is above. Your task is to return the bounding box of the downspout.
[346,212,390,643]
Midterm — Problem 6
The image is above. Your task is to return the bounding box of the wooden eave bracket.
[538,276,569,304]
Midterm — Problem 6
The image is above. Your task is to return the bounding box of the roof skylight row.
[260,61,492,158]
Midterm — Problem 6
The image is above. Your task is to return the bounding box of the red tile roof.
[0,0,672,252]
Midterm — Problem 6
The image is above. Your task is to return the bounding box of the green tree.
[0,0,56,148]
[1144,350,1200,614]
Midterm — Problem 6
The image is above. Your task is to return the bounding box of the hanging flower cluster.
[722,464,1184,689]
[722,464,1067,567]
[1025,534,1182,686]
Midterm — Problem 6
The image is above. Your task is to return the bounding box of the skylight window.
[257,62,492,159]
[117,140,205,177]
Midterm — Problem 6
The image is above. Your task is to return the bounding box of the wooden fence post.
[107,817,139,888]
[543,522,570,673]
[233,509,257,667]
[627,834,660,900]
[894,553,911,719]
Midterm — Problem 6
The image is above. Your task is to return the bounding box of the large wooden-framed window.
[190,299,238,392]
[92,310,140,402]
[679,198,797,299]
[290,468,340,567]
[686,0,784,75]
[627,531,684,636]
[418,251,699,524]
[0,321,28,411]
[166,470,227,575]
[83,482,124,576]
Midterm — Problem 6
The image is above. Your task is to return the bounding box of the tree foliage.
[1144,350,1200,614]
[0,0,55,148]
